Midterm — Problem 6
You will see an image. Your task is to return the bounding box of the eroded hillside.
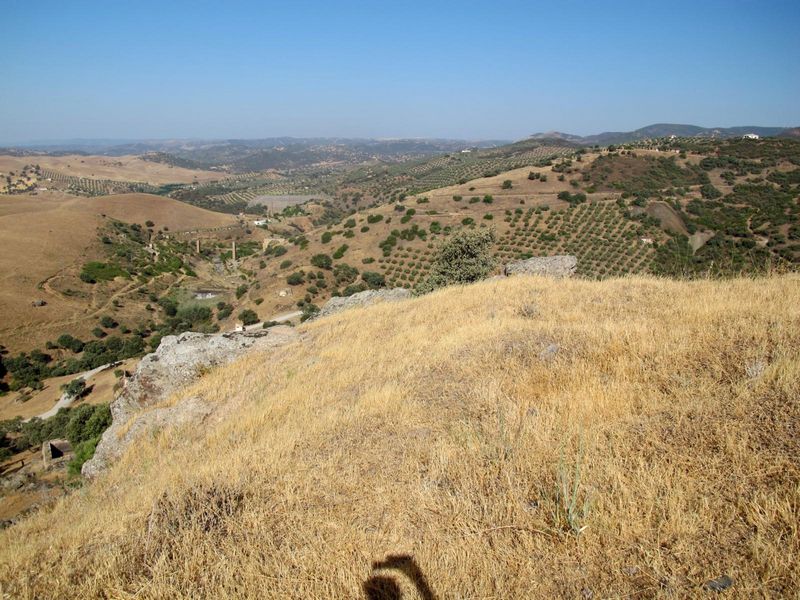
[1,274,798,598]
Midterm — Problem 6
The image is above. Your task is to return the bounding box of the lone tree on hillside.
[61,378,87,399]
[416,229,496,294]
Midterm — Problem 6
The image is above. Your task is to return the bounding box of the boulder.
[504,255,577,278]
[314,288,411,320]
[82,326,298,478]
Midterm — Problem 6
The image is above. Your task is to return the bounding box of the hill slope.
[531,123,795,146]
[1,274,798,597]
[0,192,236,351]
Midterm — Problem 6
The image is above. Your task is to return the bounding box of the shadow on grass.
[363,554,437,600]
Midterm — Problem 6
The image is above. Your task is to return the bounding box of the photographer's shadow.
[363,554,437,600]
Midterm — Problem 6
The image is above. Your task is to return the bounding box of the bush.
[287,272,305,285]
[321,231,333,244]
[57,334,84,353]
[501,180,512,189]
[483,195,494,204]
[217,304,233,320]
[99,315,117,329]
[332,244,349,259]
[416,229,496,294]
[235,284,248,299]
[333,263,359,286]
[300,303,320,322]
[311,254,333,269]
[280,259,293,269]
[362,271,385,289]
[238,309,259,326]
[701,183,722,199]
[367,214,384,224]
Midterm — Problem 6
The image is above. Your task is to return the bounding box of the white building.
[253,219,268,226]
[742,133,760,140]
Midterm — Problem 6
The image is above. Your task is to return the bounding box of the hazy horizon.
[2,0,799,143]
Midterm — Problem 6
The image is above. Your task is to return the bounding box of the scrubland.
[1,274,798,598]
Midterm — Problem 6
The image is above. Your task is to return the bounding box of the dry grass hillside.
[0,192,235,350]
[1,274,799,598]
[0,155,221,184]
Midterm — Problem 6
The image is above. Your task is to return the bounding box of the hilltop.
[531,123,798,146]
[1,273,797,597]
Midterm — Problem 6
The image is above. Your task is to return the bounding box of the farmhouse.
[742,133,760,140]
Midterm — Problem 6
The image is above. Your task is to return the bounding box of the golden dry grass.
[1,274,798,598]
[0,154,222,184]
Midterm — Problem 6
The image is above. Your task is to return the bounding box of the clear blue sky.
[1,0,798,142]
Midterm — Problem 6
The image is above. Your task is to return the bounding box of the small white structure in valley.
[742,133,760,140]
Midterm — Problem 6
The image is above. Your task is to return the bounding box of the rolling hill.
[0,192,237,352]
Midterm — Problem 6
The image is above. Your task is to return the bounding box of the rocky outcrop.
[314,288,411,320]
[503,255,577,278]
[82,327,298,478]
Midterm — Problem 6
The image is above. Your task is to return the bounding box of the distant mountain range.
[530,123,800,146]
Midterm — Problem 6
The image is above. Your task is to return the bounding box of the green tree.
[416,229,496,294]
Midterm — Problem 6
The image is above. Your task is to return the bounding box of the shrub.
[280,260,293,269]
[311,254,333,269]
[57,334,84,353]
[286,272,305,286]
[333,263,359,286]
[501,180,512,189]
[367,214,384,224]
[701,183,722,199]
[217,303,233,320]
[99,315,117,329]
[362,271,385,289]
[300,303,320,322]
[332,244,349,259]
[238,309,259,326]
[483,195,494,204]
[416,229,496,294]
[321,231,333,244]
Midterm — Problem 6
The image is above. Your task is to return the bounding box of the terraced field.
[40,169,159,196]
